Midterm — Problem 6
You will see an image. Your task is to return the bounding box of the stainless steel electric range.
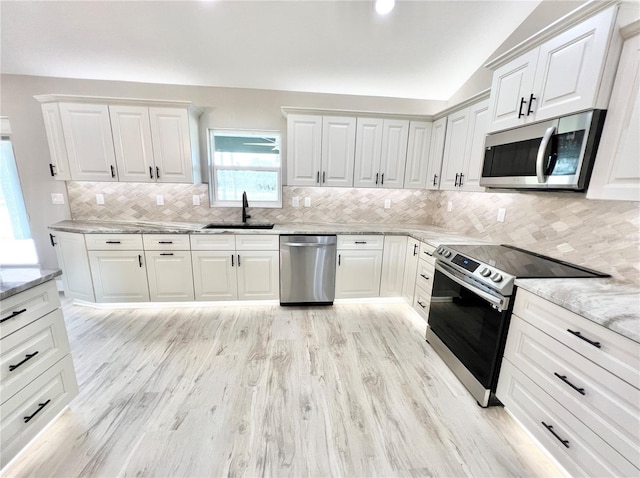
[426,244,608,407]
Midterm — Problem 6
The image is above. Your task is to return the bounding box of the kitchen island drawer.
[416,260,435,293]
[337,235,384,250]
[190,234,235,251]
[413,285,431,323]
[1,309,71,404]
[419,242,436,265]
[1,281,60,340]
[497,359,638,478]
[85,233,143,250]
[0,354,78,469]
[142,234,190,250]
[513,289,640,388]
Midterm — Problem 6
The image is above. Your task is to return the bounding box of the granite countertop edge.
[0,268,62,301]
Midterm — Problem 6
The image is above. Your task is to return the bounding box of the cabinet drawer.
[85,233,143,250]
[419,242,436,265]
[190,234,235,251]
[1,309,71,404]
[142,234,190,250]
[0,354,78,469]
[505,315,640,468]
[1,281,60,340]
[337,235,384,250]
[413,285,431,323]
[235,235,278,251]
[497,360,638,478]
[416,260,435,293]
[513,289,640,388]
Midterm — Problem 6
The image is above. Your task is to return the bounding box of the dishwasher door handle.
[281,242,327,247]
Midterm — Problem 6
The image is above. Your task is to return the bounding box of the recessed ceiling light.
[375,0,395,15]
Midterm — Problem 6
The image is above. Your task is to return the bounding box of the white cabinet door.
[401,237,420,305]
[440,108,469,190]
[588,31,640,202]
[488,49,538,132]
[353,118,384,188]
[58,103,118,181]
[148,107,193,183]
[426,117,447,189]
[191,251,238,301]
[236,251,279,300]
[109,105,155,183]
[286,114,322,186]
[380,236,407,297]
[51,231,94,302]
[335,250,383,299]
[380,119,409,188]
[321,116,356,187]
[88,250,149,302]
[40,103,71,180]
[404,121,433,189]
[145,251,194,301]
[532,8,616,122]
[461,99,490,192]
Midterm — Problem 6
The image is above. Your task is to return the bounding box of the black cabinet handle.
[355,241,367,244]
[420,274,429,280]
[316,171,320,184]
[1,309,27,324]
[518,97,527,118]
[49,233,57,247]
[158,241,173,244]
[237,254,241,267]
[160,253,174,256]
[554,372,586,396]
[454,173,459,187]
[413,244,418,256]
[541,422,570,448]
[9,351,39,372]
[459,173,464,187]
[105,241,121,244]
[423,250,433,257]
[49,163,56,177]
[527,94,536,116]
[375,173,379,185]
[417,301,426,309]
[24,399,51,423]
[231,254,234,267]
[433,174,438,186]
[567,329,601,349]
[110,165,116,178]
[338,254,341,266]
[156,166,160,179]
[381,174,384,185]
[138,255,143,267]
[149,166,154,179]
[322,171,325,183]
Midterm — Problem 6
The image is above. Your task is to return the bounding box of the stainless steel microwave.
[480,110,606,190]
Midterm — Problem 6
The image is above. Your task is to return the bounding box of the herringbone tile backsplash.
[67,182,640,286]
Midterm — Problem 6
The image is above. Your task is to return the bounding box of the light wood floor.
[3,297,562,477]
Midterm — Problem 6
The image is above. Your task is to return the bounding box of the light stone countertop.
[515,278,640,344]
[0,267,62,300]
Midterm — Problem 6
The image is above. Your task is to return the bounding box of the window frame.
[208,128,283,208]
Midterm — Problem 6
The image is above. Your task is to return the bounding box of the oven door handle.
[435,262,508,311]
[536,126,556,183]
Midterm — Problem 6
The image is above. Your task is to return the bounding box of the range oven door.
[426,261,512,406]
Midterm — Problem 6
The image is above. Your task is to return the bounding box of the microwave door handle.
[435,263,507,311]
[536,126,556,183]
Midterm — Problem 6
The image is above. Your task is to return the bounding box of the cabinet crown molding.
[281,106,432,122]
[34,94,198,111]
[484,0,620,71]
[432,89,491,121]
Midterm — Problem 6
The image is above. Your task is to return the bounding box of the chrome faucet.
[242,191,251,223]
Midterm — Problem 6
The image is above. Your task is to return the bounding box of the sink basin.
[202,223,275,230]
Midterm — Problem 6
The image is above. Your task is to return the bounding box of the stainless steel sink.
[202,223,275,229]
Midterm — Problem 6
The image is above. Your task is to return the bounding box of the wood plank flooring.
[2,298,563,477]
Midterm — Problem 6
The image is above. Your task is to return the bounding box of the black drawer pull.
[423,251,433,256]
[160,253,174,256]
[158,241,173,244]
[105,241,121,244]
[541,421,569,448]
[338,254,341,266]
[413,244,418,256]
[231,254,234,267]
[420,274,429,280]
[138,255,143,268]
[49,233,57,247]
[567,329,601,348]
[1,309,27,324]
[354,241,367,244]
[9,351,39,371]
[24,399,51,423]
[554,373,586,396]
[417,301,426,309]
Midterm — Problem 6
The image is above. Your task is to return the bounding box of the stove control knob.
[480,267,491,277]
[443,250,452,258]
[491,272,503,283]
[437,247,443,255]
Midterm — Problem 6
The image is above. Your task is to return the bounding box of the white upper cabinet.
[353,118,384,188]
[109,105,155,182]
[40,103,71,180]
[58,103,118,181]
[588,24,640,202]
[379,119,409,188]
[286,114,323,186]
[487,6,619,133]
[461,99,490,192]
[425,117,447,190]
[440,108,469,191]
[321,116,356,187]
[404,121,433,189]
[148,107,193,183]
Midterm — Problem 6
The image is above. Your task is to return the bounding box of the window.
[209,130,282,208]
[0,134,38,265]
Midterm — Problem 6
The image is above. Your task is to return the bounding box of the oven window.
[427,269,508,388]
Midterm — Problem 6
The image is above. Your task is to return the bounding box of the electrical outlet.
[447,201,453,212]
[96,194,105,205]
[292,196,300,207]
[51,193,64,205]
[497,208,506,222]
[304,197,311,207]
[192,195,200,206]
[384,199,391,209]
[156,195,164,206]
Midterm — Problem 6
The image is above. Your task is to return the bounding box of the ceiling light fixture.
[375,0,395,15]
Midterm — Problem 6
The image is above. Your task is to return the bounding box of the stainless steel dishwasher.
[279,235,337,305]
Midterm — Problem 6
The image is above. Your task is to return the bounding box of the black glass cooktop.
[446,244,609,279]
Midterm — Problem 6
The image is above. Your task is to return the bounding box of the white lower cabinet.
[401,237,420,304]
[236,251,279,300]
[380,236,407,297]
[88,251,150,302]
[191,251,238,301]
[145,251,194,301]
[50,231,95,302]
[335,250,383,299]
